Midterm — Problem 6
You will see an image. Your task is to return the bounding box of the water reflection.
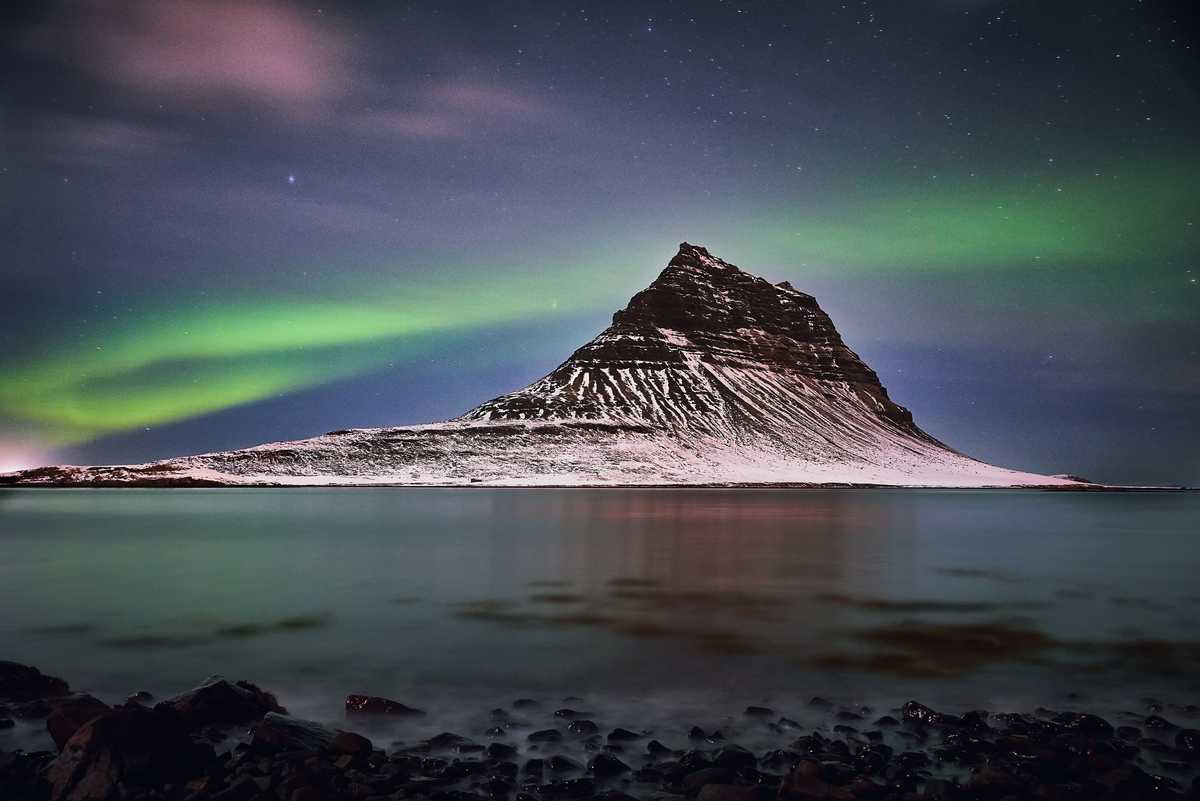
[0,487,1197,737]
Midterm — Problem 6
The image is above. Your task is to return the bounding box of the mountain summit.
[462,242,924,437]
[5,244,1081,487]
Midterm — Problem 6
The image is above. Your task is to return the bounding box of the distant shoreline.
[1,480,1191,491]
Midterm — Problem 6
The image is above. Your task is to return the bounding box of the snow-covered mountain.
[4,243,1084,487]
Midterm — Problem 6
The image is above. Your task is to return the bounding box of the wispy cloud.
[23,0,355,117]
[30,112,184,168]
[354,82,549,141]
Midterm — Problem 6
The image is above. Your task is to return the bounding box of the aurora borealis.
[2,1,1198,483]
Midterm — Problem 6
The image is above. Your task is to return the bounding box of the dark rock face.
[46,706,214,801]
[0,661,70,704]
[251,712,337,752]
[156,676,284,727]
[46,694,112,750]
[460,243,925,438]
[345,693,426,716]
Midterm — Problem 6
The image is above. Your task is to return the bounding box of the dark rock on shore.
[158,675,284,726]
[251,712,338,752]
[47,705,215,801]
[345,693,426,716]
[46,694,112,750]
[6,664,1200,801]
[0,661,70,704]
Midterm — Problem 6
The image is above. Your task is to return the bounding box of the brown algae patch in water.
[813,594,1004,614]
[813,621,1060,678]
[934,567,1022,583]
[528,593,588,604]
[606,577,661,588]
[213,614,331,639]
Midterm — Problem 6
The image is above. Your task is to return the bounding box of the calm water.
[1,488,1197,750]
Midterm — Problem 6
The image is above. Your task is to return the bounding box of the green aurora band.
[4,159,1196,447]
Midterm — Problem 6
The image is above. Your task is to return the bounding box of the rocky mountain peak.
[460,243,925,436]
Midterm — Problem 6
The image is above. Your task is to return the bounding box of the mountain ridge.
[3,243,1085,488]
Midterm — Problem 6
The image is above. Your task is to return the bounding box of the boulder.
[251,712,337,752]
[587,751,631,777]
[47,705,213,801]
[157,676,284,727]
[344,693,425,716]
[699,785,770,801]
[47,694,113,750]
[777,760,850,801]
[0,661,70,703]
[331,729,373,755]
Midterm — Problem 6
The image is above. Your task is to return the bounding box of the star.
[287,174,296,185]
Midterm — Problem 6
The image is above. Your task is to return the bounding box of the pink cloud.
[354,83,547,141]
[34,113,183,167]
[27,0,354,115]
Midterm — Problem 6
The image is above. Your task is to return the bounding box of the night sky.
[2,0,1198,485]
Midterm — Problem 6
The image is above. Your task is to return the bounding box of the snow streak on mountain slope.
[4,244,1083,487]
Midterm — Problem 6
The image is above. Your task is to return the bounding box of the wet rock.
[760,749,801,771]
[332,729,374,755]
[900,701,958,728]
[872,715,899,727]
[607,727,641,742]
[538,777,595,798]
[1116,725,1141,740]
[514,699,539,709]
[159,676,284,727]
[0,717,14,729]
[428,732,469,750]
[524,758,545,778]
[688,726,706,740]
[568,719,599,735]
[1054,711,1114,739]
[47,694,113,750]
[0,750,55,800]
[745,706,774,718]
[1176,728,1200,754]
[712,745,756,771]
[587,752,631,777]
[47,705,213,801]
[647,739,673,757]
[776,760,838,801]
[555,708,583,719]
[125,691,153,707]
[1144,714,1178,730]
[345,693,426,716]
[526,728,561,744]
[777,717,802,730]
[550,755,584,773]
[807,698,833,710]
[697,785,768,801]
[251,712,337,752]
[0,661,70,703]
[486,726,508,737]
[683,767,732,791]
[488,742,518,760]
[592,791,640,801]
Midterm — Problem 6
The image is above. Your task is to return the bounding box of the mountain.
[4,243,1083,488]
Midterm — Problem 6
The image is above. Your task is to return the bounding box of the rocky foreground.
[2,662,1199,801]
